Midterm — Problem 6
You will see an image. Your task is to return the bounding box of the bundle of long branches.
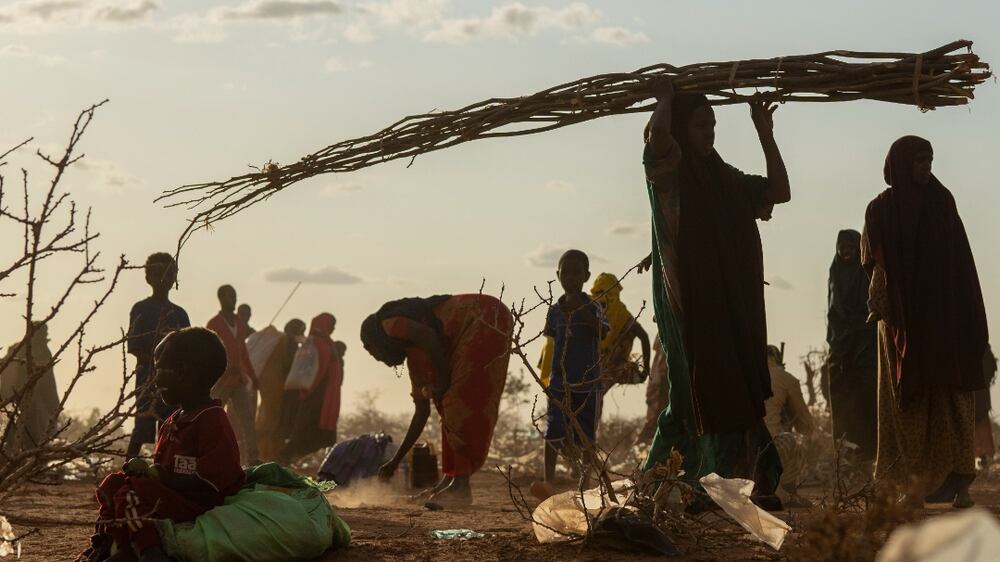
[160,39,990,244]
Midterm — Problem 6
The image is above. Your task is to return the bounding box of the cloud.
[323,56,374,73]
[320,182,365,196]
[544,179,574,193]
[605,221,646,237]
[424,2,603,45]
[343,20,375,43]
[525,245,603,268]
[768,276,794,291]
[211,0,342,21]
[361,0,448,29]
[72,157,142,193]
[264,265,363,284]
[589,26,648,46]
[171,15,227,43]
[0,1,159,28]
[0,44,65,66]
[20,0,82,20]
[93,0,159,23]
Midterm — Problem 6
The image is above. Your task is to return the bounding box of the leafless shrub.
[0,101,139,506]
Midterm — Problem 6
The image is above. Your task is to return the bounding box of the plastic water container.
[407,442,439,489]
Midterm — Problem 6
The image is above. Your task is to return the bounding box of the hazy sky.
[1,0,998,424]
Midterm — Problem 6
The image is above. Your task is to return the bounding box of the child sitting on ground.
[78,327,245,562]
[532,249,608,500]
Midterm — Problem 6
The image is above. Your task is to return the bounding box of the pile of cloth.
[156,463,351,562]
[317,433,396,486]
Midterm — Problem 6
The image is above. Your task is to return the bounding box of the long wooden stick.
[267,281,301,326]
[158,40,991,246]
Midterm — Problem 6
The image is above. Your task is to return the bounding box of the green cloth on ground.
[156,463,350,562]
[640,147,782,495]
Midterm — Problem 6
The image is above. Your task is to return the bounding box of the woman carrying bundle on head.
[362,294,512,507]
[639,78,791,511]
[863,136,988,509]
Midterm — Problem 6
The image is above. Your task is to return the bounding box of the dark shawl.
[826,229,875,361]
[672,94,772,433]
[360,295,451,367]
[863,136,988,401]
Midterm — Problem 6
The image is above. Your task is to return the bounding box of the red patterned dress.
[383,294,512,476]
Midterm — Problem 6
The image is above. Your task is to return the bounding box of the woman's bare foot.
[427,475,472,507]
[409,476,454,502]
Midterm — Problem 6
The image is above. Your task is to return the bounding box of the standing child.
[126,253,190,459]
[207,284,259,465]
[532,250,608,499]
[78,327,245,562]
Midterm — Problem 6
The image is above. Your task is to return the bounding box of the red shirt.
[154,399,245,506]
[207,313,256,389]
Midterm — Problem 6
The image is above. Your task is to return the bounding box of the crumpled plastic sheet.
[532,481,630,544]
[875,508,1000,562]
[699,473,791,550]
[430,529,485,540]
[0,515,20,558]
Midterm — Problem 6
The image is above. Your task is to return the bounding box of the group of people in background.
[124,254,345,468]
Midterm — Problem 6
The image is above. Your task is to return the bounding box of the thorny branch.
[0,101,140,509]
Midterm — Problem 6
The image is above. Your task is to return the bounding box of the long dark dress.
[641,94,782,498]
[826,230,878,459]
[864,136,987,493]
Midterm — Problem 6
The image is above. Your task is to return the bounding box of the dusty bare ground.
[5,471,1000,562]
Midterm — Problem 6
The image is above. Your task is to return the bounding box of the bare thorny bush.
[0,102,140,509]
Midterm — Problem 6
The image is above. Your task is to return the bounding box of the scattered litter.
[875,508,1000,562]
[698,473,791,550]
[531,481,629,544]
[0,515,20,558]
[430,529,484,540]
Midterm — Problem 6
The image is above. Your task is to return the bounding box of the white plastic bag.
[876,508,1000,562]
[531,480,629,543]
[246,325,282,377]
[284,337,319,391]
[699,473,791,550]
[0,515,18,557]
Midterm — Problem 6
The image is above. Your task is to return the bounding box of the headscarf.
[360,295,451,367]
[670,94,772,434]
[864,136,988,399]
[826,229,873,358]
[590,273,634,358]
